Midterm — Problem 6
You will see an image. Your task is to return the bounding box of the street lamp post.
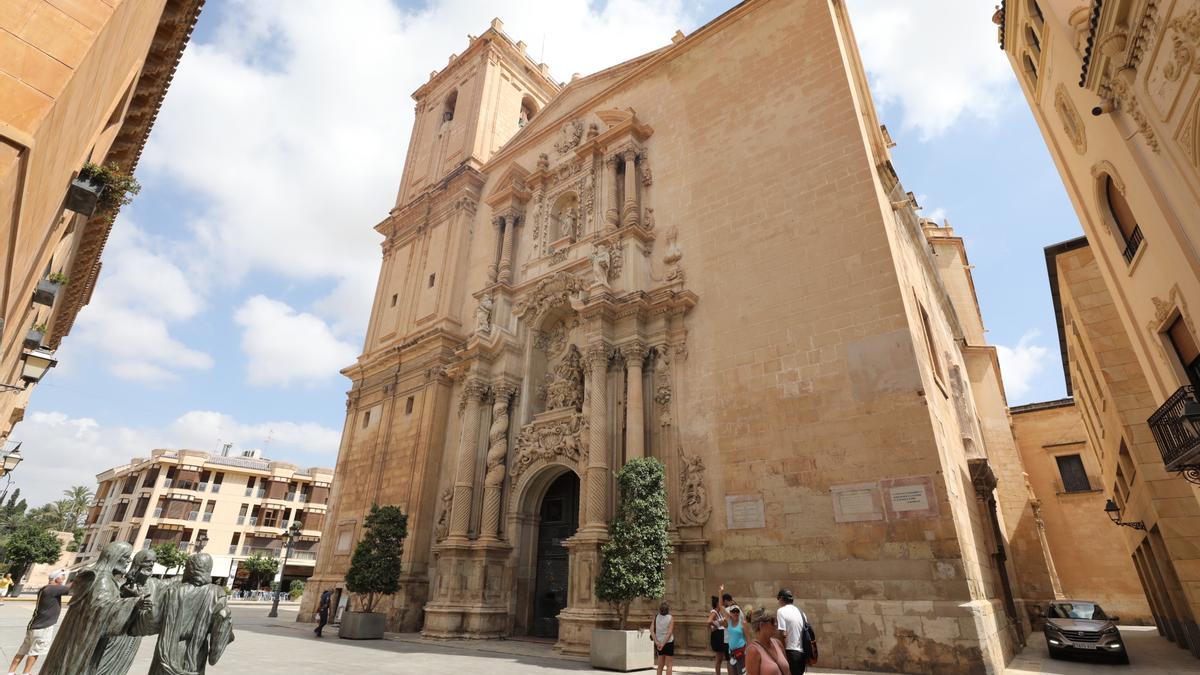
[0,443,24,504]
[268,521,302,618]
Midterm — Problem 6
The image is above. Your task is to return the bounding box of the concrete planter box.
[590,628,654,672]
[32,280,60,307]
[64,176,103,216]
[338,611,385,640]
[23,329,44,350]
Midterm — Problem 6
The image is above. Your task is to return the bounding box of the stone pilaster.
[622,342,647,461]
[583,344,610,529]
[605,155,620,230]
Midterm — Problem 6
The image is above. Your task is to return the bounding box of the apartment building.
[78,448,332,589]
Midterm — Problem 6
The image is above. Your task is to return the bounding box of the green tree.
[595,457,672,629]
[241,553,279,590]
[151,543,189,577]
[2,523,63,584]
[345,505,407,613]
[289,579,305,601]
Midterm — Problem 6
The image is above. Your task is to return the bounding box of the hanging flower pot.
[64,174,105,216]
[31,279,61,306]
[23,327,44,350]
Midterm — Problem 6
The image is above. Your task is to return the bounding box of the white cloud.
[996,330,1051,401]
[846,0,1014,139]
[9,410,340,507]
[233,295,358,387]
[140,0,701,369]
[74,220,213,383]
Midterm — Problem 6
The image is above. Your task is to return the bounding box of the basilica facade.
[300,2,1060,672]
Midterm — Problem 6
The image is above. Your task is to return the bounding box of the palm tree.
[60,486,93,531]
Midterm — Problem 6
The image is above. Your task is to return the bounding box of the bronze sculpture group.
[39,542,235,675]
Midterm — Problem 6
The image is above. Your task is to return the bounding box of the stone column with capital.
[622,343,647,461]
[583,345,611,528]
[479,382,516,540]
[605,155,620,230]
[621,149,640,228]
[448,378,488,539]
[498,214,518,284]
[487,217,503,284]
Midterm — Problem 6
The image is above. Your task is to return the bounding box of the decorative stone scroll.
[1164,8,1200,82]
[1107,78,1160,152]
[513,271,586,322]
[509,411,588,480]
[554,119,584,154]
[678,450,711,526]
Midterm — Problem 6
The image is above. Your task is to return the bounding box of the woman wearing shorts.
[651,601,675,675]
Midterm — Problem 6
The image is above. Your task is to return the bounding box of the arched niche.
[548,192,580,244]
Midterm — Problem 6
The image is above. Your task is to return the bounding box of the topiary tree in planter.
[596,457,672,629]
[341,504,407,639]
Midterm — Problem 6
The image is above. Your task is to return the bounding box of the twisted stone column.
[498,215,518,284]
[621,149,639,228]
[449,378,489,538]
[487,217,501,284]
[605,156,620,230]
[622,343,647,461]
[480,382,516,540]
[584,345,610,526]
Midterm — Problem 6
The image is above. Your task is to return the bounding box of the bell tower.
[394,18,559,209]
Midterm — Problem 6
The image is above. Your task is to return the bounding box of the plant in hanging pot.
[64,169,105,216]
[339,504,407,640]
[592,457,672,672]
[65,162,141,222]
[24,323,47,350]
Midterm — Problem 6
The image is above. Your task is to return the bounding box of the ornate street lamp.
[0,443,23,476]
[1104,499,1146,531]
[0,350,58,393]
[268,520,303,618]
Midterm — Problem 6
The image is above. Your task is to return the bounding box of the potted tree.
[23,323,46,350]
[592,457,672,672]
[340,504,407,639]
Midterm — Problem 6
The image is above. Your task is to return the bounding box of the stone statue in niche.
[434,488,452,541]
[643,207,655,230]
[538,153,550,172]
[544,344,584,410]
[591,243,612,287]
[679,450,711,526]
[474,295,494,335]
[558,206,579,241]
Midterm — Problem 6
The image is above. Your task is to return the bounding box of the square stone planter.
[64,176,103,216]
[590,628,654,672]
[31,280,60,307]
[338,611,386,639]
[23,329,44,350]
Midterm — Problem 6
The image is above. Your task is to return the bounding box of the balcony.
[202,512,213,522]
[211,484,221,494]
[153,508,164,518]
[1122,225,1144,265]
[198,482,209,492]
[244,488,253,497]
[228,545,238,555]
[187,511,199,521]
[1052,476,1102,495]
[285,492,297,501]
[1148,385,1200,481]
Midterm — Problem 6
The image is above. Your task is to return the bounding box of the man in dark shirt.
[7,571,69,675]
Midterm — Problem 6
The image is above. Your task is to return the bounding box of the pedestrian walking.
[775,588,817,675]
[746,608,790,675]
[314,589,332,637]
[651,601,675,675]
[7,571,69,675]
[0,573,12,605]
[708,595,727,675]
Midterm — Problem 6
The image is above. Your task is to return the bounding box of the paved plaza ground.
[0,599,1197,674]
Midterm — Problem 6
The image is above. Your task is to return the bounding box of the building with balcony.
[0,0,203,439]
[997,0,1200,659]
[76,448,332,591]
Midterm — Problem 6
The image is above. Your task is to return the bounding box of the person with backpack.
[775,588,817,675]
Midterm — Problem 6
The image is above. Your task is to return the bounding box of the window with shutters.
[1055,454,1092,493]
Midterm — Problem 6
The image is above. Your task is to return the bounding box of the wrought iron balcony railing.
[1122,225,1144,264]
[1148,385,1200,482]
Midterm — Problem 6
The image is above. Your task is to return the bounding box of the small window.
[391,293,398,307]
[918,301,945,385]
[405,396,415,415]
[1055,454,1092,493]
[428,273,436,288]
[443,90,457,122]
[1026,25,1041,55]
[1029,0,1045,25]
[1103,174,1142,262]
[1022,53,1038,84]
[362,410,371,428]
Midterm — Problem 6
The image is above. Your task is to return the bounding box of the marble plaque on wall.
[880,475,939,520]
[831,482,884,523]
[725,494,766,530]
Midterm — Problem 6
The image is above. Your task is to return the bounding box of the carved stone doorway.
[531,471,579,638]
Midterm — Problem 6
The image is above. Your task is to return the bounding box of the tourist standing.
[0,573,12,605]
[745,608,790,675]
[723,603,748,675]
[708,595,727,675]
[775,588,812,675]
[314,589,332,638]
[7,571,69,675]
[651,601,675,675]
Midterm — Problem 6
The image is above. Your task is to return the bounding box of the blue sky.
[13,0,1081,506]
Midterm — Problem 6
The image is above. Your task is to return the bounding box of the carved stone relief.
[1147,3,1193,119]
[544,344,584,410]
[513,271,586,321]
[1054,84,1088,154]
[590,242,621,286]
[508,412,587,480]
[663,221,683,282]
[434,488,452,541]
[554,119,584,154]
[474,294,494,335]
[1108,77,1160,151]
[678,450,711,526]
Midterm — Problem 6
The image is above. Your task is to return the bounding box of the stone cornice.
[411,23,559,103]
[50,0,206,350]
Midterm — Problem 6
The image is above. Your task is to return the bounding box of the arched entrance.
[532,471,579,637]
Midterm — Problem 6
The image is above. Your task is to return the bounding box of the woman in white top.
[651,601,675,675]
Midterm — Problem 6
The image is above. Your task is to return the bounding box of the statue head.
[96,541,134,576]
[182,553,214,586]
[130,549,157,582]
